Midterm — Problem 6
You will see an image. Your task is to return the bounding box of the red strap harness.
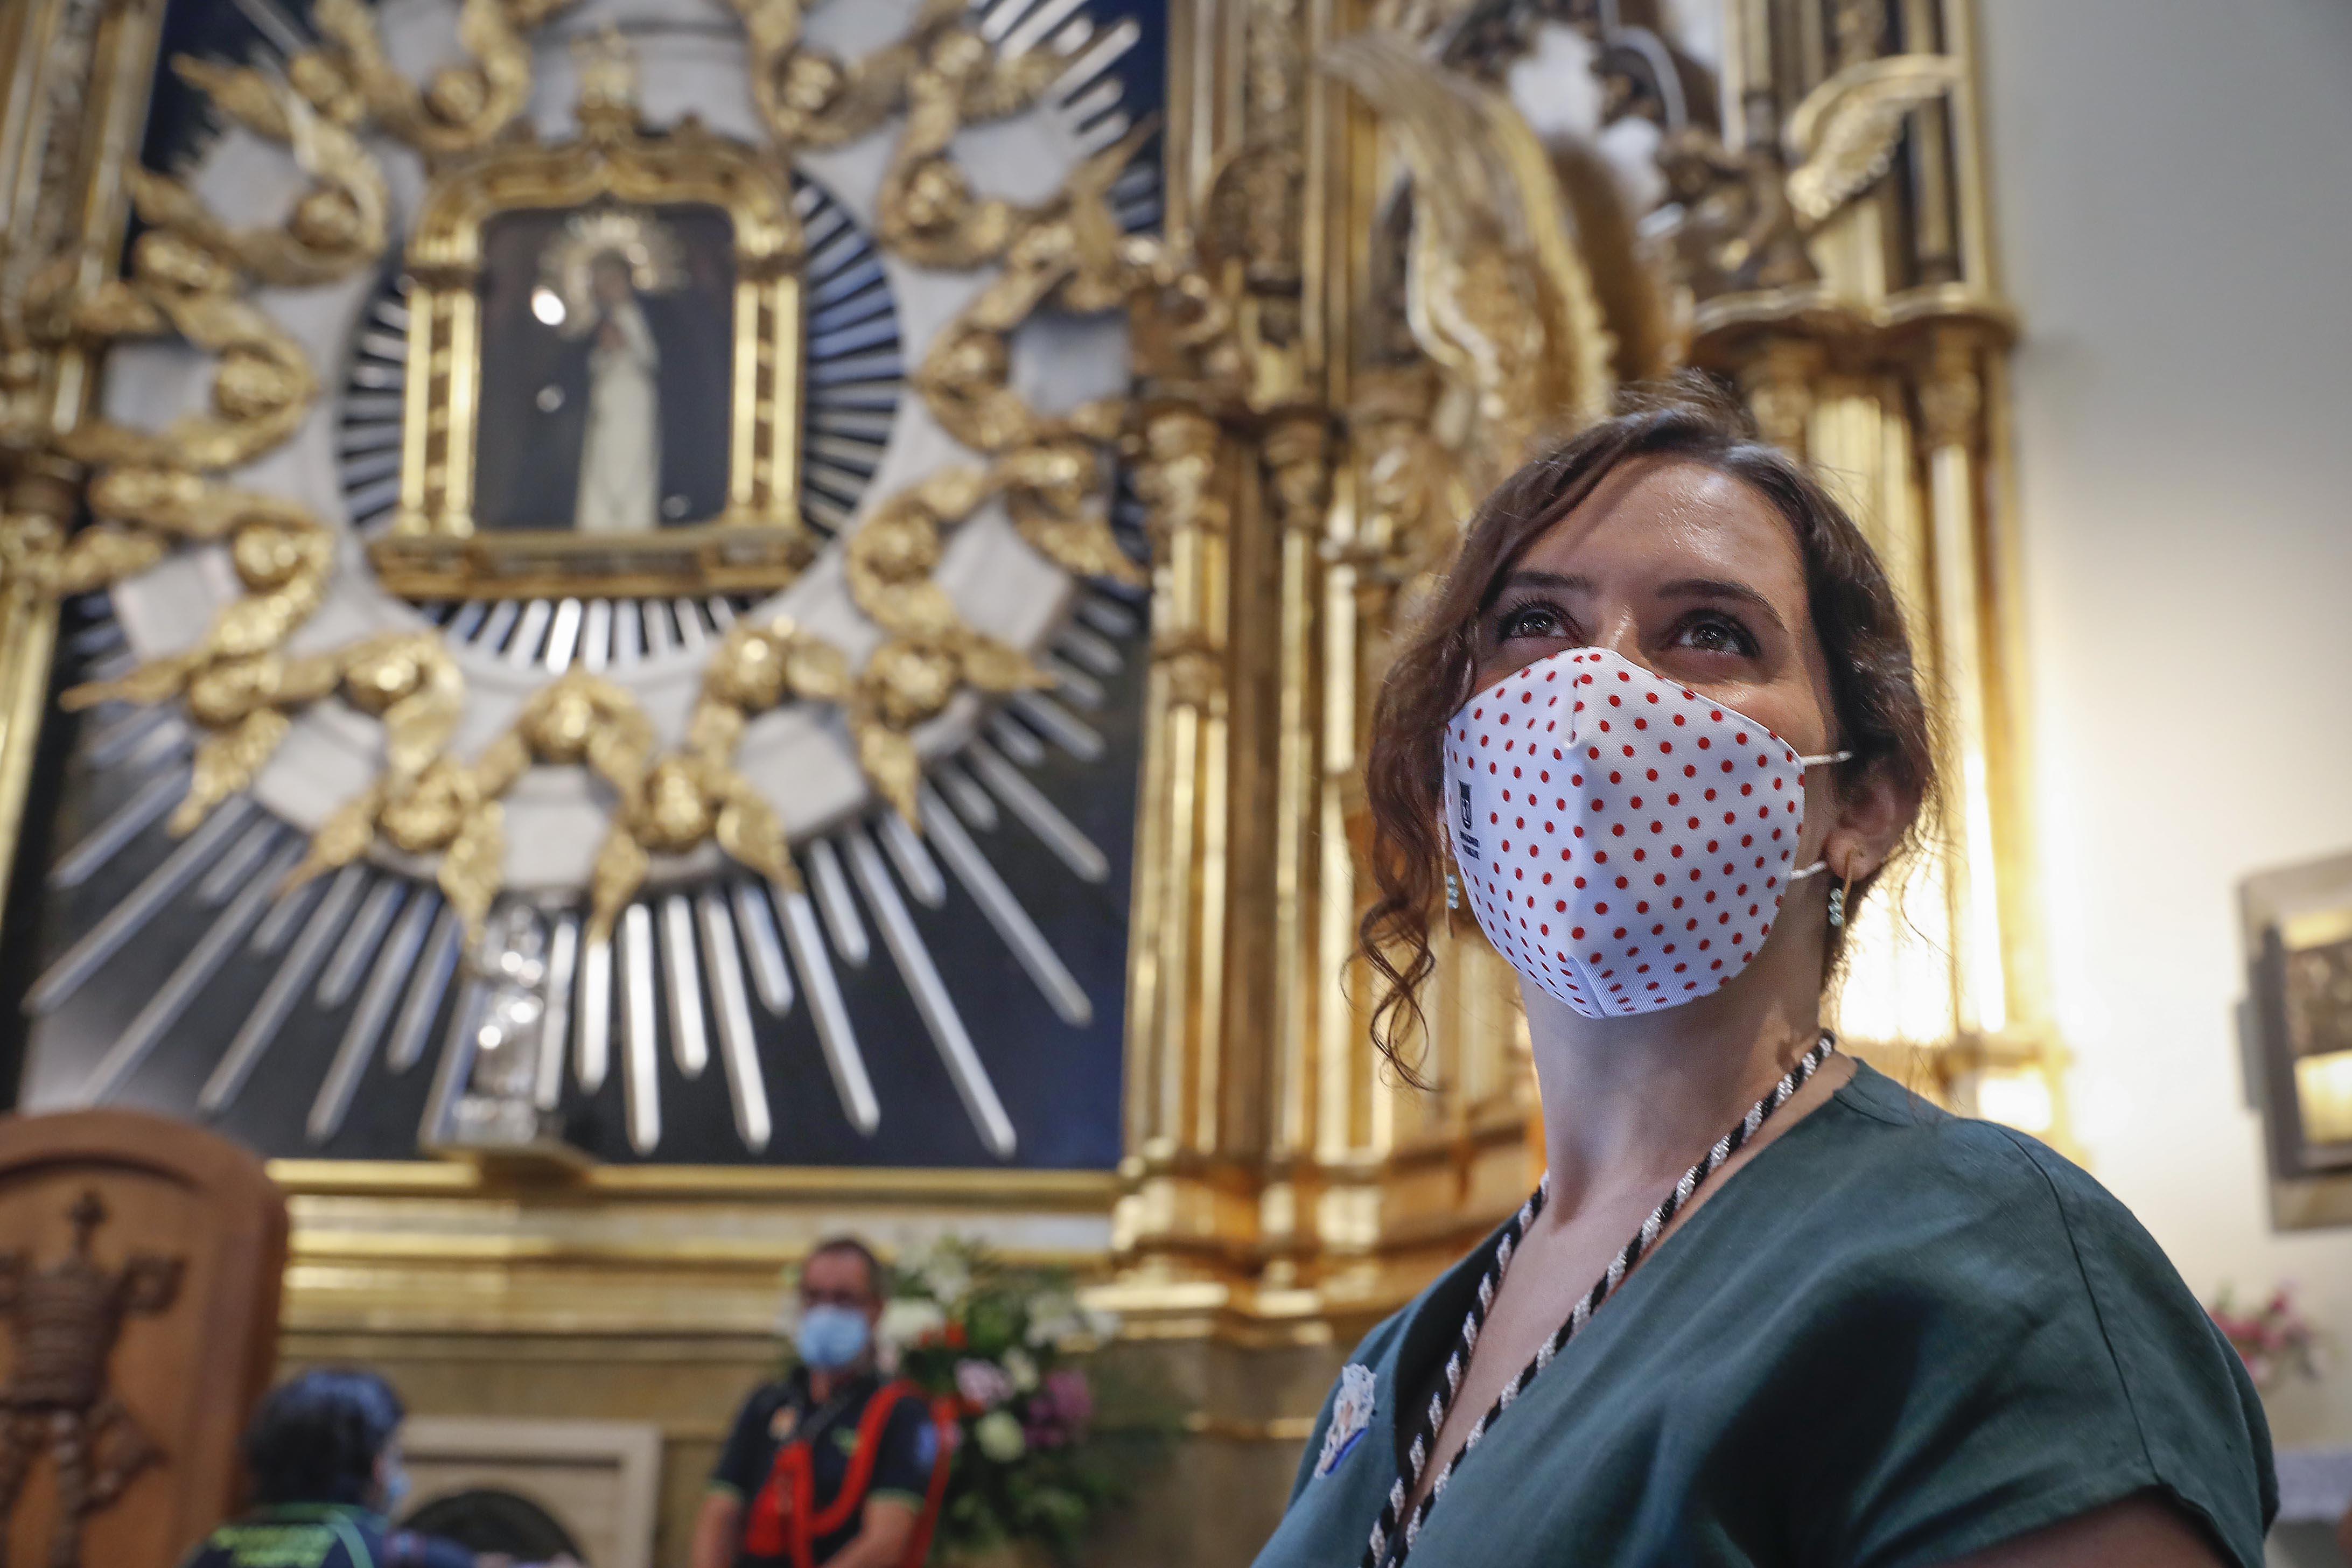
[742,1380,957,1568]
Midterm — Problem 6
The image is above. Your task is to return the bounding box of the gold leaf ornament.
[175,708,290,834]
[438,797,507,937]
[585,823,652,948]
[1783,54,1964,226]
[728,0,961,149]
[304,0,555,157]
[136,57,391,287]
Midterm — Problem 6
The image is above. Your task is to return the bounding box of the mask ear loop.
[1439,821,1462,935]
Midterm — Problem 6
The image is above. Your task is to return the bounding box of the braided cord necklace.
[1362,1033,1836,1568]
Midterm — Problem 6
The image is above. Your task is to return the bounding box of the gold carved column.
[0,0,168,899]
[1697,0,2058,1131]
[1114,0,1558,1346]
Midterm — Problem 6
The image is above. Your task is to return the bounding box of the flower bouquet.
[879,1240,1143,1565]
[2207,1283,2320,1391]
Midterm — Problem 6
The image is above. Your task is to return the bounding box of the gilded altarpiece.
[0,0,2054,1562]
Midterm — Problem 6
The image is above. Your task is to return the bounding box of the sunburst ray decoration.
[12,0,1166,1167]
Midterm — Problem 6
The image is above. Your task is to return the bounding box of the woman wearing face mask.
[694,1237,954,1568]
[1252,393,2273,1568]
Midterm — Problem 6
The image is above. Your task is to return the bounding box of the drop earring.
[1826,880,1846,930]
[1446,869,1460,911]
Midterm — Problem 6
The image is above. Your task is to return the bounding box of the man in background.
[692,1237,944,1568]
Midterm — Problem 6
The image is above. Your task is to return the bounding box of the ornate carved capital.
[1259,411,1328,536]
[1155,640,1225,713]
[1739,338,1821,454]
[1916,339,1984,453]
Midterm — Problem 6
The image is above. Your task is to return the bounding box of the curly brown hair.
[1359,388,1937,1083]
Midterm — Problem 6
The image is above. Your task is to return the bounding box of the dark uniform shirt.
[179,1504,475,1568]
[1256,1062,2277,1568]
[711,1368,935,1567]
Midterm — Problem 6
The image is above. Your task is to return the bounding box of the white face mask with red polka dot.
[1441,646,1849,1018]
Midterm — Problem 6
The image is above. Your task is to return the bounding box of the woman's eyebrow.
[1654,576,1788,634]
[1497,569,1592,594]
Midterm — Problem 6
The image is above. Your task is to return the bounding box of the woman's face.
[1471,455,1840,764]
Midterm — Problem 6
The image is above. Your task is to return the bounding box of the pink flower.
[955,1358,1015,1409]
[1042,1367,1093,1430]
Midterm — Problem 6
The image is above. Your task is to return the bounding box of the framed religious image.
[2244,849,2352,1193]
[369,82,809,599]
[474,204,735,539]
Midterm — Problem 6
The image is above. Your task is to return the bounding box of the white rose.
[880,1299,948,1346]
[975,1409,1027,1464]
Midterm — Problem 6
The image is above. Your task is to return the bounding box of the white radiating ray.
[536,915,580,1112]
[581,599,614,671]
[545,598,584,671]
[1054,623,1123,676]
[671,599,709,652]
[249,869,327,957]
[196,817,283,906]
[732,880,795,1016]
[806,838,871,965]
[1010,691,1103,760]
[966,739,1109,882]
[879,812,947,908]
[84,705,178,767]
[998,0,1088,52]
[936,762,998,831]
[200,863,369,1113]
[503,600,553,666]
[659,893,709,1079]
[575,931,613,1092]
[309,888,439,1142]
[1041,655,1103,709]
[845,830,1017,1159]
[643,600,677,656]
[919,785,1091,1026]
[28,799,255,1012]
[620,904,661,1154]
[318,878,407,1009]
[386,907,463,1072]
[477,599,521,653]
[775,883,878,1134]
[78,842,304,1105]
[697,890,772,1151]
[986,714,1047,767]
[612,600,646,667]
[1071,107,1132,157]
[1078,593,1140,638]
[421,977,487,1146]
[50,769,190,890]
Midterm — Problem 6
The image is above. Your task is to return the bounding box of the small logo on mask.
[1456,780,1480,860]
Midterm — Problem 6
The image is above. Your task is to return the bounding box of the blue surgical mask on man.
[377,1457,411,1515]
[795,1304,871,1371]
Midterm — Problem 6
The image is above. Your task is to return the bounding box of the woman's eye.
[1497,604,1569,641]
[1673,614,1758,657]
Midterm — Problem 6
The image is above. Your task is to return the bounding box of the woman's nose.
[1586,614,1649,670]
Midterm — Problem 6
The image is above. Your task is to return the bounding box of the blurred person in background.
[180,1367,576,1568]
[693,1236,953,1568]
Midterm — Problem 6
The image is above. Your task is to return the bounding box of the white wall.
[1976,0,2352,1445]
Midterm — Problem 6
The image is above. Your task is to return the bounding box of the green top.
[1255,1063,2275,1568]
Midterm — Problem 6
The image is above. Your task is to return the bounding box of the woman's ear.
[1824,760,1921,884]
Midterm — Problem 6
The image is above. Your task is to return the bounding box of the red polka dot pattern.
[1442,647,1806,1018]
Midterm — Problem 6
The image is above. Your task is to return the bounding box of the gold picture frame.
[369,86,809,600]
